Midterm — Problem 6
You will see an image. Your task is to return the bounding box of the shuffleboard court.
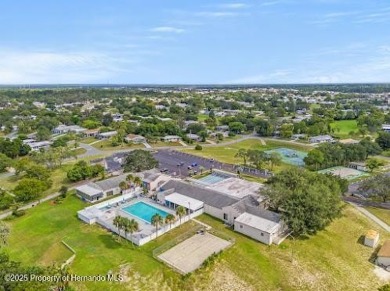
[158,232,231,274]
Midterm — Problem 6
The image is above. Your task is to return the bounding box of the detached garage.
[234,211,286,245]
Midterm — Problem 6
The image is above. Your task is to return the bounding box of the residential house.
[309,135,334,144]
[142,173,171,192]
[52,124,87,135]
[186,133,201,142]
[161,135,182,142]
[349,162,368,172]
[83,129,100,138]
[75,174,128,203]
[23,139,52,151]
[216,125,229,132]
[382,124,390,133]
[125,134,146,144]
[97,131,118,139]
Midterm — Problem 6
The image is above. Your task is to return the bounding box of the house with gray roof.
[157,179,287,245]
[75,174,128,203]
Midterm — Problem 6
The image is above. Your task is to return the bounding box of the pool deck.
[78,195,203,245]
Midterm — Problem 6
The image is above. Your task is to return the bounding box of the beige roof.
[339,138,359,144]
[378,240,390,257]
[366,230,379,240]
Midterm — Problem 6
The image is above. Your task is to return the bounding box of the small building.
[291,134,306,141]
[309,135,334,144]
[52,124,86,135]
[161,135,182,143]
[377,240,390,267]
[364,230,379,248]
[83,129,100,138]
[125,134,146,144]
[23,140,52,151]
[75,174,128,203]
[186,133,201,142]
[382,124,390,133]
[142,173,171,192]
[112,113,123,122]
[97,131,118,139]
[234,210,287,245]
[349,162,368,172]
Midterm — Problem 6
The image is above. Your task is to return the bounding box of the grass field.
[330,120,359,138]
[91,140,146,150]
[3,194,389,290]
[364,207,390,225]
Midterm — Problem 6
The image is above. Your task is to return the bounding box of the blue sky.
[0,0,389,84]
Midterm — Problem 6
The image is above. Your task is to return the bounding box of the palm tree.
[151,214,164,239]
[126,174,134,187]
[119,181,128,192]
[176,206,186,226]
[133,176,142,187]
[113,216,124,239]
[126,219,139,246]
[165,214,176,229]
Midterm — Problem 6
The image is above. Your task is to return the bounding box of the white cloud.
[150,26,185,33]
[0,50,132,84]
[219,3,249,9]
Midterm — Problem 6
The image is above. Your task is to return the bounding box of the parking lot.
[153,149,272,178]
[153,149,222,177]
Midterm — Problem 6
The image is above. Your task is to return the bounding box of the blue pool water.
[197,173,230,185]
[122,202,169,223]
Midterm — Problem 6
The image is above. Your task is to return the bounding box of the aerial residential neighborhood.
[1,0,390,290]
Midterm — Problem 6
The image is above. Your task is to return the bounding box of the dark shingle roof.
[160,180,239,209]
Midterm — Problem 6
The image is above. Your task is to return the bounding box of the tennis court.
[265,148,307,166]
[197,172,233,185]
[318,166,369,180]
[157,232,232,274]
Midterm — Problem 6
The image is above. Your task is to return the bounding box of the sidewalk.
[348,202,390,232]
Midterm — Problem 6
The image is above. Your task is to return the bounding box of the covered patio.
[164,193,204,214]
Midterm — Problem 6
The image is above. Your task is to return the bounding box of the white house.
[23,140,52,151]
[382,124,390,133]
[377,240,390,267]
[161,135,182,142]
[52,124,87,135]
[186,133,201,142]
[97,131,118,139]
[75,174,128,203]
[234,211,287,245]
[309,135,334,144]
[364,230,379,248]
[125,134,146,144]
[142,173,171,192]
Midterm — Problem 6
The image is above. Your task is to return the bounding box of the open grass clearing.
[330,120,359,138]
[91,139,146,150]
[3,192,389,290]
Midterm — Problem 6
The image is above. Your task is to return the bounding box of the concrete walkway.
[348,202,390,232]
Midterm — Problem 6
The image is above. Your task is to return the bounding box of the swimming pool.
[122,202,169,223]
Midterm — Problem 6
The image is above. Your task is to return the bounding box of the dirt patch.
[205,263,255,291]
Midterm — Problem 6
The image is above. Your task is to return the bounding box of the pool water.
[122,202,169,223]
[197,173,231,185]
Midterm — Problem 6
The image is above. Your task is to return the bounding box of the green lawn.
[4,195,388,290]
[91,140,145,150]
[364,207,390,225]
[71,147,87,156]
[330,120,359,138]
